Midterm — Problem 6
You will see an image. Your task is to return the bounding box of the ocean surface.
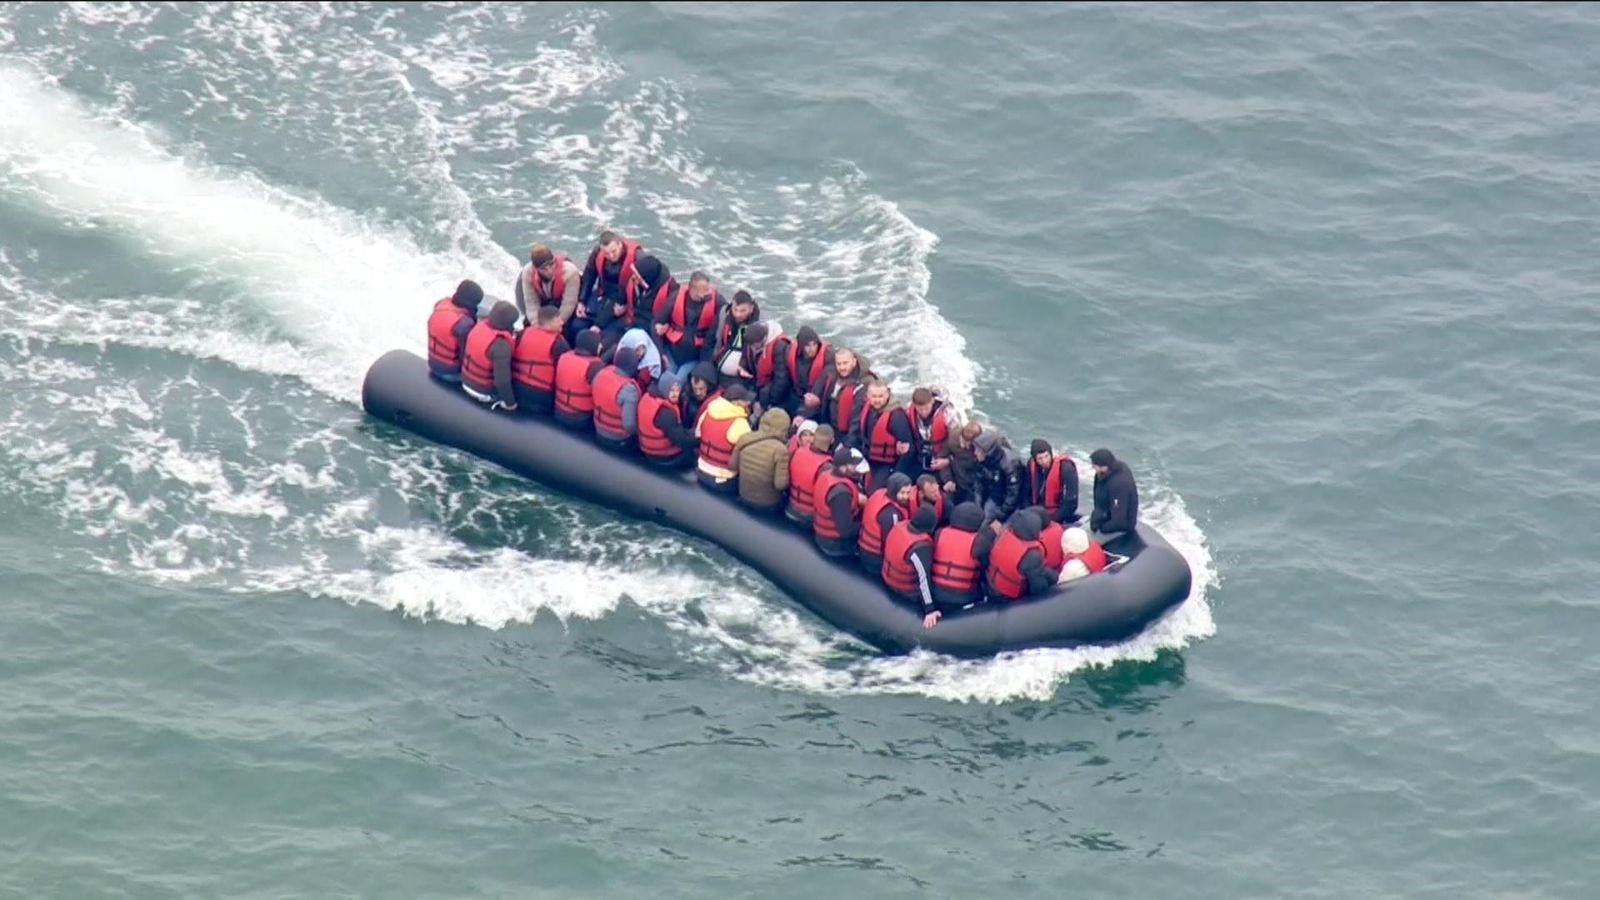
[2,2,1597,896]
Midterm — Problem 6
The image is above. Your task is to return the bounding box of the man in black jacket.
[574,230,671,351]
[815,446,864,558]
[1089,448,1139,541]
[972,428,1022,523]
[985,508,1055,600]
[1023,438,1081,525]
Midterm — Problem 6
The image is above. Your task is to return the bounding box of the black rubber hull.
[361,350,1192,657]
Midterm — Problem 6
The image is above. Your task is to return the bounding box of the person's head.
[1061,526,1090,556]
[453,279,484,310]
[916,474,940,502]
[731,290,756,323]
[614,350,639,378]
[911,386,934,417]
[950,501,984,531]
[598,230,625,262]
[530,244,556,275]
[958,421,982,449]
[536,305,562,332]
[575,329,602,357]
[832,445,854,475]
[796,326,821,359]
[1090,448,1116,476]
[887,472,914,506]
[688,271,713,301]
[488,300,519,330]
[866,380,890,410]
[724,383,751,408]
[811,423,835,453]
[910,504,937,535]
[689,362,716,399]
[656,372,681,404]
[1031,438,1053,469]
[745,323,769,353]
[973,428,1002,463]
[833,348,857,378]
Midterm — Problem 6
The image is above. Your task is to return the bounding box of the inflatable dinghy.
[362,350,1191,657]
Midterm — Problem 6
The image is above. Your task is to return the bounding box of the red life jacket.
[511,328,561,391]
[830,378,863,435]
[698,411,739,471]
[529,255,567,306]
[909,490,945,526]
[811,470,860,540]
[912,401,950,450]
[588,239,645,322]
[1066,541,1108,574]
[987,530,1039,601]
[461,319,513,396]
[636,392,681,458]
[786,444,832,514]
[1027,455,1074,521]
[858,403,901,465]
[881,522,932,595]
[1040,521,1065,572]
[786,340,829,395]
[590,365,632,439]
[427,298,473,373]
[553,353,599,417]
[931,527,981,593]
[664,284,718,348]
[857,489,905,558]
[756,336,789,388]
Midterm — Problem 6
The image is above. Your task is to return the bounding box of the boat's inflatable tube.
[361,350,1191,657]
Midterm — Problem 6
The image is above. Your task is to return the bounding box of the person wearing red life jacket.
[1056,526,1109,584]
[857,472,913,576]
[574,230,670,350]
[552,330,605,430]
[809,347,869,439]
[426,279,484,381]
[721,321,770,396]
[652,270,721,381]
[589,350,642,451]
[750,323,792,413]
[908,386,953,476]
[985,509,1055,602]
[811,446,864,559]
[710,290,761,382]
[510,305,569,414]
[786,325,829,415]
[882,504,939,625]
[785,423,835,528]
[636,372,699,468]
[695,383,753,493]
[1023,439,1082,526]
[927,501,992,625]
[855,380,916,490]
[1031,507,1066,576]
[909,474,947,528]
[460,301,521,411]
[515,244,581,328]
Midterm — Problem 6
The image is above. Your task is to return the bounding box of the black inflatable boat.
[361,350,1192,657]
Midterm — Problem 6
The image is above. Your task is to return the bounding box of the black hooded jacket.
[817,465,862,556]
[784,326,824,411]
[977,446,1023,520]
[1091,460,1139,534]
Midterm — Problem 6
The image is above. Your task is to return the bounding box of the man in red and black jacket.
[1023,439,1081,525]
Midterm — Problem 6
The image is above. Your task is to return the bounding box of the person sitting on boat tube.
[857,472,914,576]
[882,504,938,626]
[652,270,720,383]
[986,509,1055,602]
[552,330,605,430]
[459,300,521,412]
[426,279,484,382]
[1089,448,1140,543]
[695,383,754,493]
[589,350,641,451]
[510,306,568,414]
[1024,439,1081,526]
[856,380,916,491]
[929,501,991,619]
[576,230,671,351]
[811,446,864,558]
[1058,526,1108,582]
[729,407,792,514]
[515,244,580,329]
[636,372,698,468]
[785,423,835,528]
[682,361,722,431]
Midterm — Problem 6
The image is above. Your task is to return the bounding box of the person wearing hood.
[696,383,753,492]
[589,349,641,450]
[930,501,990,618]
[882,505,938,626]
[986,508,1054,601]
[973,428,1023,522]
[786,325,830,415]
[1089,448,1140,542]
[653,270,720,381]
[857,472,914,576]
[510,305,569,414]
[786,423,835,527]
[811,446,864,558]
[711,289,761,379]
[637,372,698,468]
[614,327,664,389]
[729,406,792,513]
[460,300,521,411]
[682,360,723,431]
[1024,439,1081,525]
[427,279,484,381]
[750,322,791,411]
[515,244,580,327]
[575,230,671,349]
[553,330,605,430]
[1059,525,1108,580]
[856,379,916,489]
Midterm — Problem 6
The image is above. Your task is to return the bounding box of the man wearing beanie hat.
[881,503,939,626]
[426,279,484,381]
[459,300,521,411]
[515,243,581,327]
[972,427,1023,523]
[784,423,835,527]
[812,445,865,558]
[1023,438,1081,526]
[1089,448,1139,543]
[857,472,914,576]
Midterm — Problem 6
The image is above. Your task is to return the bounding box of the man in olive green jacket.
[729,407,792,513]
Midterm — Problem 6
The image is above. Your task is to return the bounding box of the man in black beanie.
[880,504,939,627]
[1023,438,1081,525]
[813,445,865,558]
[1089,448,1139,542]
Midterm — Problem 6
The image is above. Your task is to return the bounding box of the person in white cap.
[1060,525,1108,575]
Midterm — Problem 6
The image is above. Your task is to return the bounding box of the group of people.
[426,230,1142,629]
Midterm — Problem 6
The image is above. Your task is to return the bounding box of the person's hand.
[922,610,942,630]
[588,325,600,334]
[738,367,753,379]
[989,520,1003,534]
[895,441,911,454]
[611,302,627,317]
[942,481,957,495]
[929,457,950,471]
[653,322,667,336]
[804,392,820,407]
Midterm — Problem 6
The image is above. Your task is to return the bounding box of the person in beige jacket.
[729,407,792,513]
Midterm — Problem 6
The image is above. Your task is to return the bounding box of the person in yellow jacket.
[695,383,753,493]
